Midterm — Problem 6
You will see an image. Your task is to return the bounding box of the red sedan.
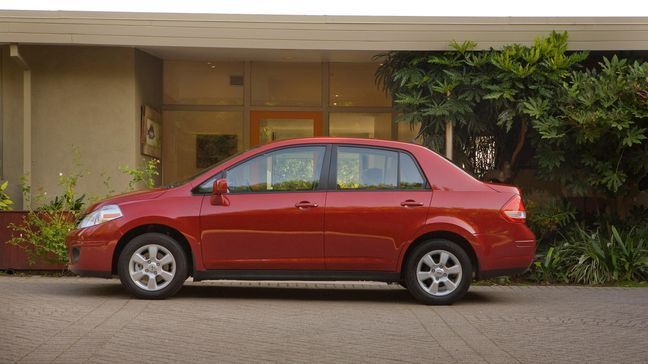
[66,137,535,304]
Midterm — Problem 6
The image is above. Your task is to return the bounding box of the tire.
[118,232,188,299]
[404,239,472,305]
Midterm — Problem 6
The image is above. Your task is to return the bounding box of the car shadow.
[46,279,500,305]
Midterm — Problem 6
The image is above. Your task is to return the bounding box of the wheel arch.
[112,224,194,276]
[399,230,480,281]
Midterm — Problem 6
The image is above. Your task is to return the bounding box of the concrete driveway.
[0,276,646,363]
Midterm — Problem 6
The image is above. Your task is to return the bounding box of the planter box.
[0,211,67,271]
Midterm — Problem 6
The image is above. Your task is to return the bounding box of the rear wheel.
[405,239,472,305]
[118,233,188,299]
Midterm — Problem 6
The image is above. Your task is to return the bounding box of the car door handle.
[295,201,318,208]
[400,200,424,207]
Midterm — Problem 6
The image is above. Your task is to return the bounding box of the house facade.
[1,10,648,207]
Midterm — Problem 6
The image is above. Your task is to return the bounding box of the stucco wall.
[133,49,163,186]
[0,45,162,208]
[1,47,25,208]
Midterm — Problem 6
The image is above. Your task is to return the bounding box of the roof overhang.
[1,10,648,54]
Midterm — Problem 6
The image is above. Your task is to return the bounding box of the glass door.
[250,111,323,146]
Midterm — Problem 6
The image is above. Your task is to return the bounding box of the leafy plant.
[525,56,648,213]
[7,147,88,265]
[120,158,160,191]
[7,209,75,265]
[525,190,576,242]
[559,225,648,284]
[0,180,13,211]
[376,31,587,180]
[531,246,568,283]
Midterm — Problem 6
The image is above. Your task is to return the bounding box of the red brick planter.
[0,211,67,271]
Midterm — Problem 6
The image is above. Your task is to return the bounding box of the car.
[66,137,536,304]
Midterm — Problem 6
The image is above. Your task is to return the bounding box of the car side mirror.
[210,178,229,206]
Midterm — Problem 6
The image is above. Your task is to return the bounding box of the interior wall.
[17,45,138,204]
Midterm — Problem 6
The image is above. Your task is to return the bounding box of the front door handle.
[295,201,318,209]
[400,200,424,207]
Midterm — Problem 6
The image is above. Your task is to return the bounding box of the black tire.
[118,233,188,299]
[404,239,472,305]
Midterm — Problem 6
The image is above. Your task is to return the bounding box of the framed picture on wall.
[141,105,162,159]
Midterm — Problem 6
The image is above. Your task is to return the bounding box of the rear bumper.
[476,225,536,279]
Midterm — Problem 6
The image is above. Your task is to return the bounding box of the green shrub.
[525,190,576,242]
[557,225,647,284]
[120,158,160,191]
[0,180,13,211]
[531,246,568,283]
[7,150,87,265]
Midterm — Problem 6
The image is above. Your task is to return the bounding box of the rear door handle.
[295,201,318,209]
[400,200,424,207]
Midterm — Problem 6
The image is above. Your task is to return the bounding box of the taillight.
[500,195,526,223]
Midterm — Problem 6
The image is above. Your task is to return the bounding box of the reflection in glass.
[329,62,391,107]
[162,111,243,183]
[336,147,398,190]
[259,118,315,144]
[163,61,244,105]
[329,112,392,139]
[227,147,325,192]
[251,62,322,106]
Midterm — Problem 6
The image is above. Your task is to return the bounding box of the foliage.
[120,158,160,191]
[7,152,88,265]
[0,180,13,211]
[524,190,576,242]
[376,31,587,180]
[525,56,648,205]
[531,246,568,283]
[530,224,648,284]
[562,225,648,283]
[7,210,75,265]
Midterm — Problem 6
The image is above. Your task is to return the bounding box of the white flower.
[59,172,63,176]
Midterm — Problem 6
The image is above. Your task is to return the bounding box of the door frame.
[250,111,323,146]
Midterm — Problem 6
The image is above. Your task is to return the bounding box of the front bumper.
[66,222,120,277]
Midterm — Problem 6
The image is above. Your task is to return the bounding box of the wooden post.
[445,121,453,160]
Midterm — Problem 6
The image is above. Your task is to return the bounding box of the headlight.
[78,204,123,229]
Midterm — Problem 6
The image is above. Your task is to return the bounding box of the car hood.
[84,188,167,213]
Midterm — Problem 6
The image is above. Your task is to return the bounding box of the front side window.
[226,146,326,193]
[335,146,427,190]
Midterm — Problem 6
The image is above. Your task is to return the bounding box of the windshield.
[162,149,249,188]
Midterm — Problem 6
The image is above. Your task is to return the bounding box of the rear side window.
[335,146,427,190]
[399,153,426,189]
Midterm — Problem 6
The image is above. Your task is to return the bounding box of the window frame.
[328,144,430,192]
[192,144,332,195]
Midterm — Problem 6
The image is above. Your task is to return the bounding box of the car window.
[399,152,426,189]
[336,147,398,190]
[226,146,326,193]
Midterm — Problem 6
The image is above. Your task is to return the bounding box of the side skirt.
[193,270,401,283]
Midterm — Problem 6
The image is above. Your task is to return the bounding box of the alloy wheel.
[415,250,462,296]
[128,244,176,291]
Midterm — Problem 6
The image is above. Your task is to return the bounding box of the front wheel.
[118,233,188,299]
[405,239,472,305]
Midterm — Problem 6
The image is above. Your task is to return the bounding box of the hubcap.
[128,244,176,291]
[416,250,462,296]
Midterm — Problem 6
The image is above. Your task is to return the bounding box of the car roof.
[256,137,425,151]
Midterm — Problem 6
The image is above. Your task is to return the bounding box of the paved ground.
[0,277,647,363]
